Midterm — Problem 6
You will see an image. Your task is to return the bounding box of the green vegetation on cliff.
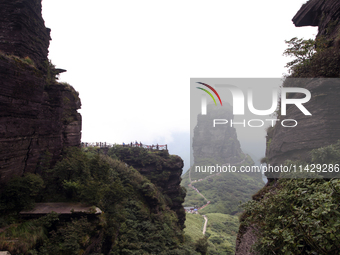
[283,35,340,78]
[204,213,238,255]
[0,147,200,255]
[241,144,340,254]
[242,176,340,254]
[243,6,340,253]
[237,31,340,252]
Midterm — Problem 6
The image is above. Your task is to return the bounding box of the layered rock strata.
[293,0,340,45]
[192,103,244,165]
[236,0,340,253]
[266,78,340,166]
[0,0,51,73]
[266,0,340,166]
[0,0,81,183]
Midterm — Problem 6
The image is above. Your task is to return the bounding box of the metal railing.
[81,142,167,151]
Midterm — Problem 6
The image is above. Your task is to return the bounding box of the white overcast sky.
[41,0,317,146]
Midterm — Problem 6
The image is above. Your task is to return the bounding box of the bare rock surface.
[236,0,340,253]
[0,0,81,183]
[0,0,51,72]
[235,226,258,255]
[293,0,340,45]
[267,78,340,166]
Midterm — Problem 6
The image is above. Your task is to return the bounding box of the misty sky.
[41,0,317,168]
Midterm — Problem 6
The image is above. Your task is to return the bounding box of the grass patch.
[192,172,264,215]
[205,213,239,255]
[184,212,239,254]
[0,220,47,254]
[184,213,205,242]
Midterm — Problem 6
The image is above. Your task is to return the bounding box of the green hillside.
[182,160,264,254]
[184,213,205,241]
[183,101,265,254]
[183,185,206,208]
[182,160,264,215]
[197,171,263,215]
[184,212,239,255]
[205,213,239,255]
[0,147,199,255]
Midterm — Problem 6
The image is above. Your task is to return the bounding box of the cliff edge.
[293,0,340,45]
[266,0,340,166]
[236,0,340,253]
[0,0,81,183]
[108,147,186,229]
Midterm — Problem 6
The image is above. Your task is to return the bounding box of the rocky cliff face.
[293,0,340,46]
[110,147,186,229]
[0,0,51,73]
[266,78,340,166]
[0,0,81,183]
[192,103,244,165]
[266,0,340,166]
[236,1,340,253]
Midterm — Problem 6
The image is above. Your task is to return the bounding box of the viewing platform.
[81,142,168,151]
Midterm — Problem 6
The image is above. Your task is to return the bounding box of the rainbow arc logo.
[196,82,223,106]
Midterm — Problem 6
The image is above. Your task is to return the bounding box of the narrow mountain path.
[188,154,248,211]
[202,215,208,235]
[188,154,248,237]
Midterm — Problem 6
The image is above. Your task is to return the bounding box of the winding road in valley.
[188,155,248,211]
[202,215,208,235]
[188,155,249,235]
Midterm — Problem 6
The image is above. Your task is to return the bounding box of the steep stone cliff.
[0,0,81,183]
[266,78,340,166]
[236,1,340,253]
[109,147,186,229]
[192,103,244,165]
[293,0,340,46]
[0,0,51,73]
[0,1,190,253]
[183,102,263,253]
[266,0,340,166]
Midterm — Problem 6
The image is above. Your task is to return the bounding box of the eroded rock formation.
[0,0,81,183]
[266,0,340,166]
[192,103,244,165]
[0,0,51,73]
[111,147,186,229]
[236,0,340,253]
[293,0,340,45]
[266,78,340,166]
